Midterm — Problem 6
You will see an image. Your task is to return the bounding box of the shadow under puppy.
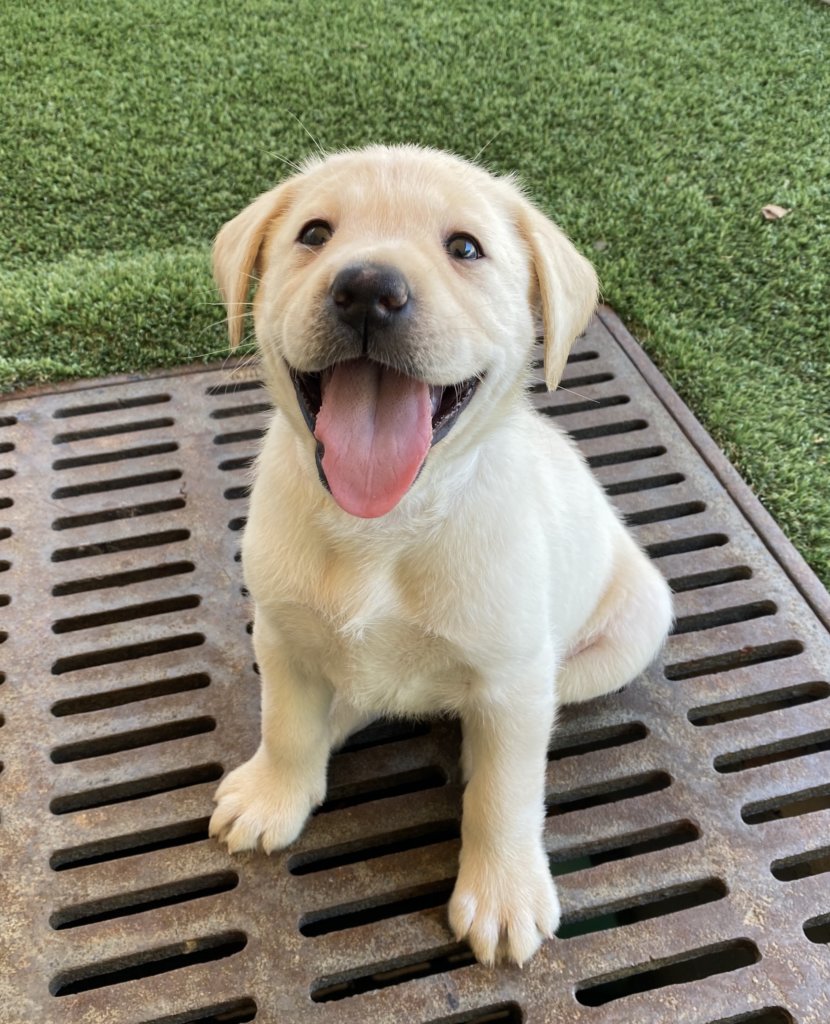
[209,145,672,966]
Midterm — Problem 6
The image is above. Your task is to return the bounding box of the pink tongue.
[314,359,433,518]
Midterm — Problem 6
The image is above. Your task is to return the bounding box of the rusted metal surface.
[1,308,829,1023]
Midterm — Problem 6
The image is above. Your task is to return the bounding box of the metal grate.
[1,307,829,1023]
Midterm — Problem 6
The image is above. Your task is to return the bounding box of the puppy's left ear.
[516,201,599,391]
[213,178,299,347]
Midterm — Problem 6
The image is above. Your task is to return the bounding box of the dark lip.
[288,360,482,447]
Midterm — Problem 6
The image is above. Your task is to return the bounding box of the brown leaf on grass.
[761,204,791,221]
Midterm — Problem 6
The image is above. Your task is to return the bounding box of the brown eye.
[446,233,483,260]
[298,220,333,246]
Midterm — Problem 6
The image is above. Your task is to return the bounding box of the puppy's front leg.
[450,668,558,966]
[210,615,332,854]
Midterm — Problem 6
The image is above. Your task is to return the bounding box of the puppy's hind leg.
[557,540,672,706]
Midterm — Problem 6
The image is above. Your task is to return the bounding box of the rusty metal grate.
[1,307,829,1023]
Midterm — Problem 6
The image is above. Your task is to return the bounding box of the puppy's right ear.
[213,179,298,347]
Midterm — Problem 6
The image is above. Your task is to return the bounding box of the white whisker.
[551,385,598,403]
[472,128,504,165]
[288,112,326,159]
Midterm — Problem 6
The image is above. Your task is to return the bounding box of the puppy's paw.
[209,748,324,854]
[448,845,559,966]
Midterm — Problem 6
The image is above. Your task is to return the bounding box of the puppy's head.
[214,146,597,518]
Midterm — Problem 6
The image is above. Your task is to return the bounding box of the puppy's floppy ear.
[516,201,599,391]
[213,179,299,348]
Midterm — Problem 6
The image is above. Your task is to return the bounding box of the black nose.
[330,263,410,335]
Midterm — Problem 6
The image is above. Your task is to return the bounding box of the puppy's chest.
[274,569,472,716]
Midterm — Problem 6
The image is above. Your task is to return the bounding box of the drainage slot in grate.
[557,877,727,939]
[218,454,256,472]
[50,716,216,763]
[664,641,804,682]
[51,818,211,871]
[213,428,267,446]
[668,565,754,593]
[206,380,264,396]
[549,819,700,875]
[311,943,473,1003]
[51,871,239,929]
[51,672,211,717]
[53,394,172,418]
[52,595,201,634]
[336,719,432,754]
[300,879,455,937]
[605,472,685,496]
[568,418,648,441]
[51,632,205,674]
[544,394,630,417]
[771,845,830,882]
[532,350,599,370]
[646,532,729,559]
[52,498,187,531]
[547,721,647,761]
[289,820,460,876]
[140,997,258,1024]
[53,441,180,471]
[52,561,196,597]
[672,600,777,636]
[50,931,248,996]
[210,402,271,420]
[53,418,176,445]
[586,444,667,469]
[424,1004,522,1024]
[547,770,671,816]
[625,500,706,527]
[575,938,760,1007]
[52,468,183,500]
[224,485,250,501]
[742,783,830,825]
[50,765,223,815]
[319,767,448,813]
[708,1014,795,1024]
[567,348,599,363]
[552,371,616,390]
[803,914,830,944]
[687,682,830,726]
[714,728,830,774]
[52,528,191,562]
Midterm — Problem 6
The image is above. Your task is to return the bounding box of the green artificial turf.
[2,0,829,584]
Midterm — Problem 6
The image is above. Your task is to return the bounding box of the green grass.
[2,0,829,585]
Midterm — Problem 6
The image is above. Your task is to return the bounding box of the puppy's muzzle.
[289,260,482,519]
[329,263,410,350]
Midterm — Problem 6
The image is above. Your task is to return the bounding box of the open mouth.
[291,364,480,443]
[289,358,481,518]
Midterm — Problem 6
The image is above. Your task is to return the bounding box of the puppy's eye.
[446,233,483,260]
[298,220,333,246]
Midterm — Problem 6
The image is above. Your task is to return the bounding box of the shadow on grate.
[1,308,829,1023]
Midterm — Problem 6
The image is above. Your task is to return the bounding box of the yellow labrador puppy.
[209,145,672,966]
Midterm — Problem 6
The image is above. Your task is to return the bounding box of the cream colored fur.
[209,145,673,966]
